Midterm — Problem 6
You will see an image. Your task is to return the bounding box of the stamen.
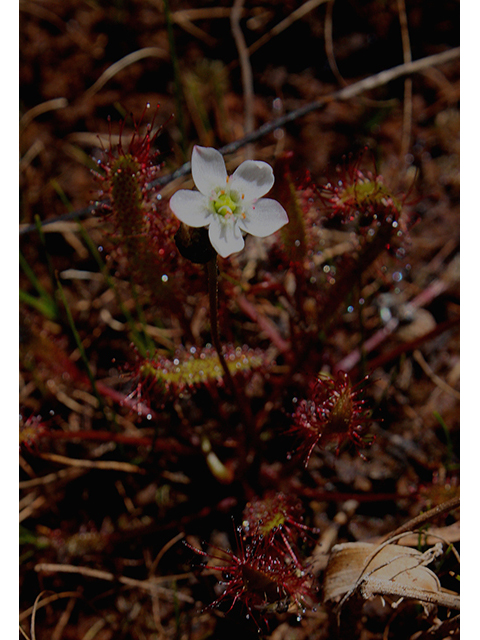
[213,192,238,217]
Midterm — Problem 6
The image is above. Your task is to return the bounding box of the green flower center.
[213,191,238,217]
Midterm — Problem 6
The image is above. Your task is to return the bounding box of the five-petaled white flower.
[169,146,289,258]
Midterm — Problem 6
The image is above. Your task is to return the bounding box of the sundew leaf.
[139,344,267,395]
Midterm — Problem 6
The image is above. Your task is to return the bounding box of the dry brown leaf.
[323,540,459,612]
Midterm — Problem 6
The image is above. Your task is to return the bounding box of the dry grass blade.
[81,619,106,640]
[246,0,329,58]
[19,625,30,640]
[19,495,47,524]
[51,595,77,640]
[172,7,238,21]
[323,0,395,108]
[20,98,68,130]
[148,531,185,577]
[172,11,218,46]
[83,47,169,100]
[325,0,344,87]
[397,0,413,157]
[37,452,146,474]
[30,591,49,640]
[19,491,41,512]
[34,563,194,603]
[231,0,254,155]
[20,592,83,624]
[413,349,461,399]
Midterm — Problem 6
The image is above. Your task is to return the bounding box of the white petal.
[191,146,227,196]
[169,190,212,227]
[229,160,274,201]
[208,217,245,258]
[238,198,289,237]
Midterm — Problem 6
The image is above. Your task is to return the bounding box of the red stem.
[41,429,193,454]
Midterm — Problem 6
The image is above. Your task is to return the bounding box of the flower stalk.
[206,256,237,397]
[206,256,257,473]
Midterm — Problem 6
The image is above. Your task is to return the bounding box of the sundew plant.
[20,3,459,639]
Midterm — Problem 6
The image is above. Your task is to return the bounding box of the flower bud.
[174,223,217,264]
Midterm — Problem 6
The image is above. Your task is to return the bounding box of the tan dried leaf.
[323,540,459,611]
[324,542,440,601]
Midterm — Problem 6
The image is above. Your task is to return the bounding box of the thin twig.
[381,496,460,543]
[215,47,459,156]
[19,47,459,236]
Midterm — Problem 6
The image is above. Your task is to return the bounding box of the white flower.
[169,146,289,258]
